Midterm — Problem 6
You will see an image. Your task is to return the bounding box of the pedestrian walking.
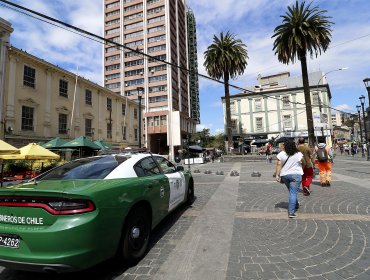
[266,142,272,164]
[315,137,333,187]
[275,140,304,219]
[297,137,313,196]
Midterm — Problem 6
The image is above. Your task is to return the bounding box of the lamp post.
[363,78,370,104]
[316,68,348,141]
[356,105,364,157]
[137,87,144,149]
[359,95,370,161]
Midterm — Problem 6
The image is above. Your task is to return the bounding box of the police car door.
[155,156,185,212]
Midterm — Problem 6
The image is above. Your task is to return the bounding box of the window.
[107,98,112,111]
[124,12,143,21]
[255,99,262,111]
[58,113,68,134]
[106,1,119,9]
[85,89,92,105]
[134,108,138,119]
[122,103,126,115]
[148,54,166,63]
[147,6,164,15]
[149,95,167,103]
[147,0,161,6]
[122,126,126,140]
[230,119,237,130]
[148,35,165,43]
[106,10,120,17]
[283,115,292,129]
[124,3,143,12]
[106,64,120,71]
[106,28,120,35]
[125,40,144,48]
[148,15,165,24]
[149,85,167,92]
[125,59,144,67]
[282,96,290,109]
[149,74,167,83]
[106,46,120,53]
[39,156,127,180]
[23,65,35,88]
[105,73,121,80]
[106,54,120,62]
[125,68,144,77]
[256,117,263,131]
[134,157,160,177]
[230,102,236,114]
[107,123,112,139]
[124,30,143,39]
[110,36,120,43]
[322,113,328,124]
[59,80,68,98]
[149,64,166,73]
[148,25,165,33]
[148,44,166,53]
[106,19,120,26]
[134,128,138,141]
[21,106,34,131]
[106,82,121,89]
[126,78,144,86]
[154,156,176,174]
[125,21,143,30]
[312,92,320,105]
[85,119,92,136]
[160,115,167,125]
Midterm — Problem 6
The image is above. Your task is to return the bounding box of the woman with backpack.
[275,140,304,219]
[315,137,333,187]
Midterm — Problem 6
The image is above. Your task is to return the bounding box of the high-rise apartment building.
[103,0,199,159]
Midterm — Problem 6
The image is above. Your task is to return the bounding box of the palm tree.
[204,32,248,152]
[272,1,333,146]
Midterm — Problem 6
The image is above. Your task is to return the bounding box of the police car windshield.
[38,156,128,180]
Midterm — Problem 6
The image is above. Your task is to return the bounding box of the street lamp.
[363,78,370,105]
[356,105,364,157]
[359,95,370,161]
[136,87,144,149]
[316,68,348,141]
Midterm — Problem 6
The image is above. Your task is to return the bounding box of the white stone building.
[0,18,140,148]
[223,72,333,146]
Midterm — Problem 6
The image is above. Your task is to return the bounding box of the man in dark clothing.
[297,138,314,196]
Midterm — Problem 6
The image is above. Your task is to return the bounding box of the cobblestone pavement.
[0,155,369,280]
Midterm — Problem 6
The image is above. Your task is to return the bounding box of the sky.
[1,0,370,135]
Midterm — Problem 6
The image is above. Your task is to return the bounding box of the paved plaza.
[0,154,369,280]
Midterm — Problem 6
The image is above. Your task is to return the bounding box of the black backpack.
[317,147,328,162]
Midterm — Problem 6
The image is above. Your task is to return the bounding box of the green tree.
[272,1,333,146]
[204,32,248,152]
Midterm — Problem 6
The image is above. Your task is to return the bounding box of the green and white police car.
[0,153,194,272]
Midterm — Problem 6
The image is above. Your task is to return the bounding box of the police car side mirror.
[176,165,184,172]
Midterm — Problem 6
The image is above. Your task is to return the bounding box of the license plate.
[0,234,20,249]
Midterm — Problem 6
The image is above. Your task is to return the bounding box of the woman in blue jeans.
[275,140,304,218]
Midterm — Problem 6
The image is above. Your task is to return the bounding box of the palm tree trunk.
[224,71,233,153]
[300,51,315,146]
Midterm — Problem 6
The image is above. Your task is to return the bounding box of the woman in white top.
[275,140,304,218]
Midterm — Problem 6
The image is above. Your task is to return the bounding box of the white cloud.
[334,104,353,111]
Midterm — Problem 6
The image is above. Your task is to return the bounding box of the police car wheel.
[186,181,195,205]
[121,207,151,263]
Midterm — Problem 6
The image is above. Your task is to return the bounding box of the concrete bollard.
[251,171,261,177]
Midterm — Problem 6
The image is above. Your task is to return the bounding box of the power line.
[0,0,355,117]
